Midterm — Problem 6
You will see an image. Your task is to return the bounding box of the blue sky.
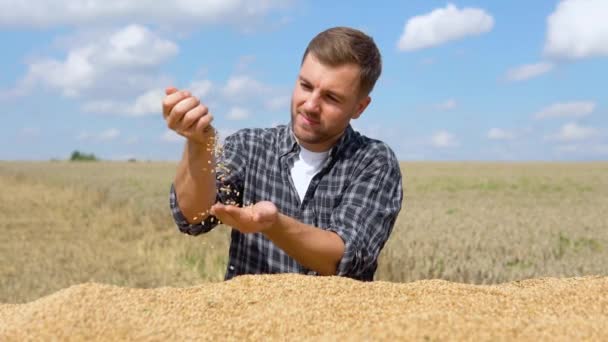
[1,0,607,161]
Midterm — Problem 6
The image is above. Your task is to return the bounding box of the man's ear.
[352,96,371,120]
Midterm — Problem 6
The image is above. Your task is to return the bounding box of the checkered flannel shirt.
[170,124,403,281]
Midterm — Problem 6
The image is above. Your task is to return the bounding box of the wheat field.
[1,161,607,339]
[1,161,607,302]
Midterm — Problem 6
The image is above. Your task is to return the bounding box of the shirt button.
[229,265,235,271]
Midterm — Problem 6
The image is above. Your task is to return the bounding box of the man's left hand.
[210,201,278,233]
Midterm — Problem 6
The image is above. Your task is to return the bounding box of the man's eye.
[327,95,339,103]
[300,82,312,90]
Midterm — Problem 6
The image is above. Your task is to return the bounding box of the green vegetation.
[70,150,98,162]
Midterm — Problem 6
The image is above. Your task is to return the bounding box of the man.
[163,27,403,281]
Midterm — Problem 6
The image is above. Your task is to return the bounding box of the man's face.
[290,53,371,152]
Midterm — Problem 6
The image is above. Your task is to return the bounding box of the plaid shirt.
[170,124,403,281]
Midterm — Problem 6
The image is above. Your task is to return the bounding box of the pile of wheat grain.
[1,274,607,340]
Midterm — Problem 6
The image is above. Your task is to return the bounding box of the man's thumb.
[165,87,178,95]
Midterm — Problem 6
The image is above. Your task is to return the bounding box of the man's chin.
[293,129,320,145]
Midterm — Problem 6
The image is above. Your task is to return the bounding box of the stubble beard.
[291,105,326,146]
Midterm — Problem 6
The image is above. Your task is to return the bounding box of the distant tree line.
[70,150,98,162]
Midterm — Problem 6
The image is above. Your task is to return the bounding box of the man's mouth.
[299,112,319,125]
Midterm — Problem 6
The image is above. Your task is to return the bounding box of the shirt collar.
[279,124,299,157]
[280,122,357,159]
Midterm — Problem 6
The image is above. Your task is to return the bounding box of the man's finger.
[166,96,199,129]
[253,212,261,222]
[210,203,232,217]
[165,87,179,95]
[212,204,248,222]
[181,104,207,131]
[195,111,214,136]
[209,203,222,216]
[162,91,192,117]
[210,204,241,227]
[215,204,242,217]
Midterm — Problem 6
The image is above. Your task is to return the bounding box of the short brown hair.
[302,27,382,97]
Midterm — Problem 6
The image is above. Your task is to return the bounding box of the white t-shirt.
[290,146,330,202]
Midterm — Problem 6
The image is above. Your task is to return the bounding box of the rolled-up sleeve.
[325,151,403,280]
[169,132,248,236]
[169,183,219,235]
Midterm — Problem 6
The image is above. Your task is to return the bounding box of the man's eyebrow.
[298,75,311,84]
[325,89,345,101]
[299,75,345,101]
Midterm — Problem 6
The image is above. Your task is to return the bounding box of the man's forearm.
[174,136,217,224]
[263,213,345,276]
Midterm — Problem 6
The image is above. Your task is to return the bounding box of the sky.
[0,0,607,161]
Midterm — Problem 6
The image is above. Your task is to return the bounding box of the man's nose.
[302,92,321,112]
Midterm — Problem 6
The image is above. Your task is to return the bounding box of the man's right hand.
[162,87,215,145]
[166,86,218,224]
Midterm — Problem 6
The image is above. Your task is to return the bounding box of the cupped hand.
[162,87,215,145]
[210,201,279,234]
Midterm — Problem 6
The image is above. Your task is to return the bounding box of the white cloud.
[104,25,178,68]
[487,128,515,140]
[81,101,122,115]
[434,99,457,111]
[556,144,608,156]
[590,144,608,155]
[125,137,139,145]
[220,75,288,115]
[556,144,579,153]
[505,62,554,82]
[99,128,120,141]
[0,0,291,28]
[431,130,458,148]
[222,75,271,99]
[398,3,494,51]
[83,77,214,116]
[544,0,608,59]
[77,128,120,141]
[130,89,166,115]
[190,80,213,99]
[534,101,596,119]
[18,25,177,98]
[23,48,96,97]
[216,127,238,142]
[351,122,389,140]
[549,122,597,142]
[83,88,164,116]
[80,71,284,119]
[226,107,251,121]
[76,131,91,141]
[161,130,183,143]
[265,96,290,112]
